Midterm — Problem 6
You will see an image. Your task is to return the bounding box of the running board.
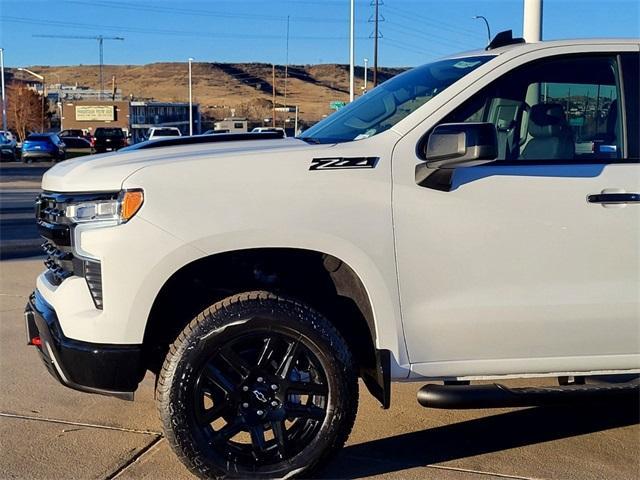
[417,381,640,409]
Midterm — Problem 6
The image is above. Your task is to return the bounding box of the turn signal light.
[121,190,144,222]
[30,336,42,347]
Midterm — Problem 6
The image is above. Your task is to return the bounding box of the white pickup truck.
[25,33,639,479]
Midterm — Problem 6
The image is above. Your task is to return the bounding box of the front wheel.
[156,291,359,479]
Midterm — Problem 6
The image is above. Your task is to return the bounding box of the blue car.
[21,133,66,163]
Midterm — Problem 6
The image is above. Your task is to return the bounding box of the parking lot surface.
[1,257,638,479]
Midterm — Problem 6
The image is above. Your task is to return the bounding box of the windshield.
[95,128,124,137]
[300,55,494,143]
[153,129,179,136]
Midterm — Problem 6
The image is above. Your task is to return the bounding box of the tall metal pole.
[363,58,368,94]
[272,64,276,125]
[284,15,290,125]
[523,0,543,42]
[41,75,46,132]
[0,48,6,132]
[98,36,104,100]
[188,57,194,136]
[349,0,355,102]
[373,0,379,87]
[294,105,299,137]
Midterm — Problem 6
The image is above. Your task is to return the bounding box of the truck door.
[392,50,640,378]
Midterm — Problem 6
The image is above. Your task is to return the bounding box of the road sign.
[329,101,347,110]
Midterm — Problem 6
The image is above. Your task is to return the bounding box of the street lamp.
[18,67,46,132]
[188,57,194,136]
[473,15,492,45]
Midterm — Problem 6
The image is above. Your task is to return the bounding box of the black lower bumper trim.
[25,290,145,400]
[417,381,640,409]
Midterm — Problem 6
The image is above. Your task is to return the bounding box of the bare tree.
[6,83,44,141]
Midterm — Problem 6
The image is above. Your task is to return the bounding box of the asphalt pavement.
[0,162,50,259]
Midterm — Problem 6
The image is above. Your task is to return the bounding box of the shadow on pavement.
[325,399,640,478]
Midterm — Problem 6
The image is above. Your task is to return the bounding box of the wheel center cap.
[252,389,268,403]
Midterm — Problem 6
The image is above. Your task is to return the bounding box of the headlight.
[65,189,144,224]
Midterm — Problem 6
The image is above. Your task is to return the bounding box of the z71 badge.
[309,157,380,171]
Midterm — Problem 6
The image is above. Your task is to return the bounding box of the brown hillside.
[9,63,405,125]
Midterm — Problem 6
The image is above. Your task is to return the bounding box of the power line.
[3,17,368,42]
[63,0,368,25]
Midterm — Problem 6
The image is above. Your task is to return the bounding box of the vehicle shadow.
[321,399,639,479]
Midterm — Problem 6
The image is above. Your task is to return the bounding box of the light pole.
[0,48,7,132]
[188,57,194,136]
[473,16,491,45]
[363,58,369,94]
[349,0,355,102]
[18,67,46,132]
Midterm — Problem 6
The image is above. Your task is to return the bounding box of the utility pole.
[349,0,355,102]
[0,48,6,132]
[188,57,194,136]
[32,35,124,100]
[369,0,383,87]
[272,64,276,126]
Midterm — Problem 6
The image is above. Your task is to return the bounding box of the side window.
[437,55,623,161]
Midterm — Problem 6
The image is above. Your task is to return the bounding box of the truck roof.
[447,37,639,60]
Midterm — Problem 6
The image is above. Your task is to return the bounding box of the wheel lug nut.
[257,377,264,383]
[242,402,249,408]
[257,410,264,416]
[242,386,249,392]
[270,384,278,391]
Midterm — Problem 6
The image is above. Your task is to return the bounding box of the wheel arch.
[143,247,391,408]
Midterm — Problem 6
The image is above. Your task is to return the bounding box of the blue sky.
[1,0,638,68]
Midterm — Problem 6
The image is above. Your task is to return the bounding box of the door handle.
[587,192,640,205]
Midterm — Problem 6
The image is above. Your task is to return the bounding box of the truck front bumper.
[24,290,145,400]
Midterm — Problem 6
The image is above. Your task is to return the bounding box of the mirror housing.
[424,122,498,169]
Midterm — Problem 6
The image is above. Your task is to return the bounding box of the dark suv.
[94,127,127,153]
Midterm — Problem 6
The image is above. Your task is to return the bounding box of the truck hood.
[42,138,318,192]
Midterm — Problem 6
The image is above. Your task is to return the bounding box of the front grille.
[36,192,105,309]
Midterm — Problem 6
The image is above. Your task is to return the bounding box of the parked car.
[251,126,287,137]
[0,132,17,161]
[59,129,94,147]
[20,133,66,162]
[61,137,94,157]
[93,127,127,153]
[0,130,17,143]
[147,127,182,139]
[25,34,640,479]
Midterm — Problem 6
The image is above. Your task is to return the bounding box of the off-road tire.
[156,291,359,479]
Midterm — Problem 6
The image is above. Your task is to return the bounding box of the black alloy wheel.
[157,291,358,479]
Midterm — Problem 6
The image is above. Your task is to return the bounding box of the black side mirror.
[424,122,498,169]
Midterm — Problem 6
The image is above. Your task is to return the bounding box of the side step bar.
[417,381,640,409]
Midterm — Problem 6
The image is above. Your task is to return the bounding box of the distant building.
[60,100,200,141]
[130,101,200,143]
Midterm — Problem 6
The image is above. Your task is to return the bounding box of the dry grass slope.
[12,63,405,123]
